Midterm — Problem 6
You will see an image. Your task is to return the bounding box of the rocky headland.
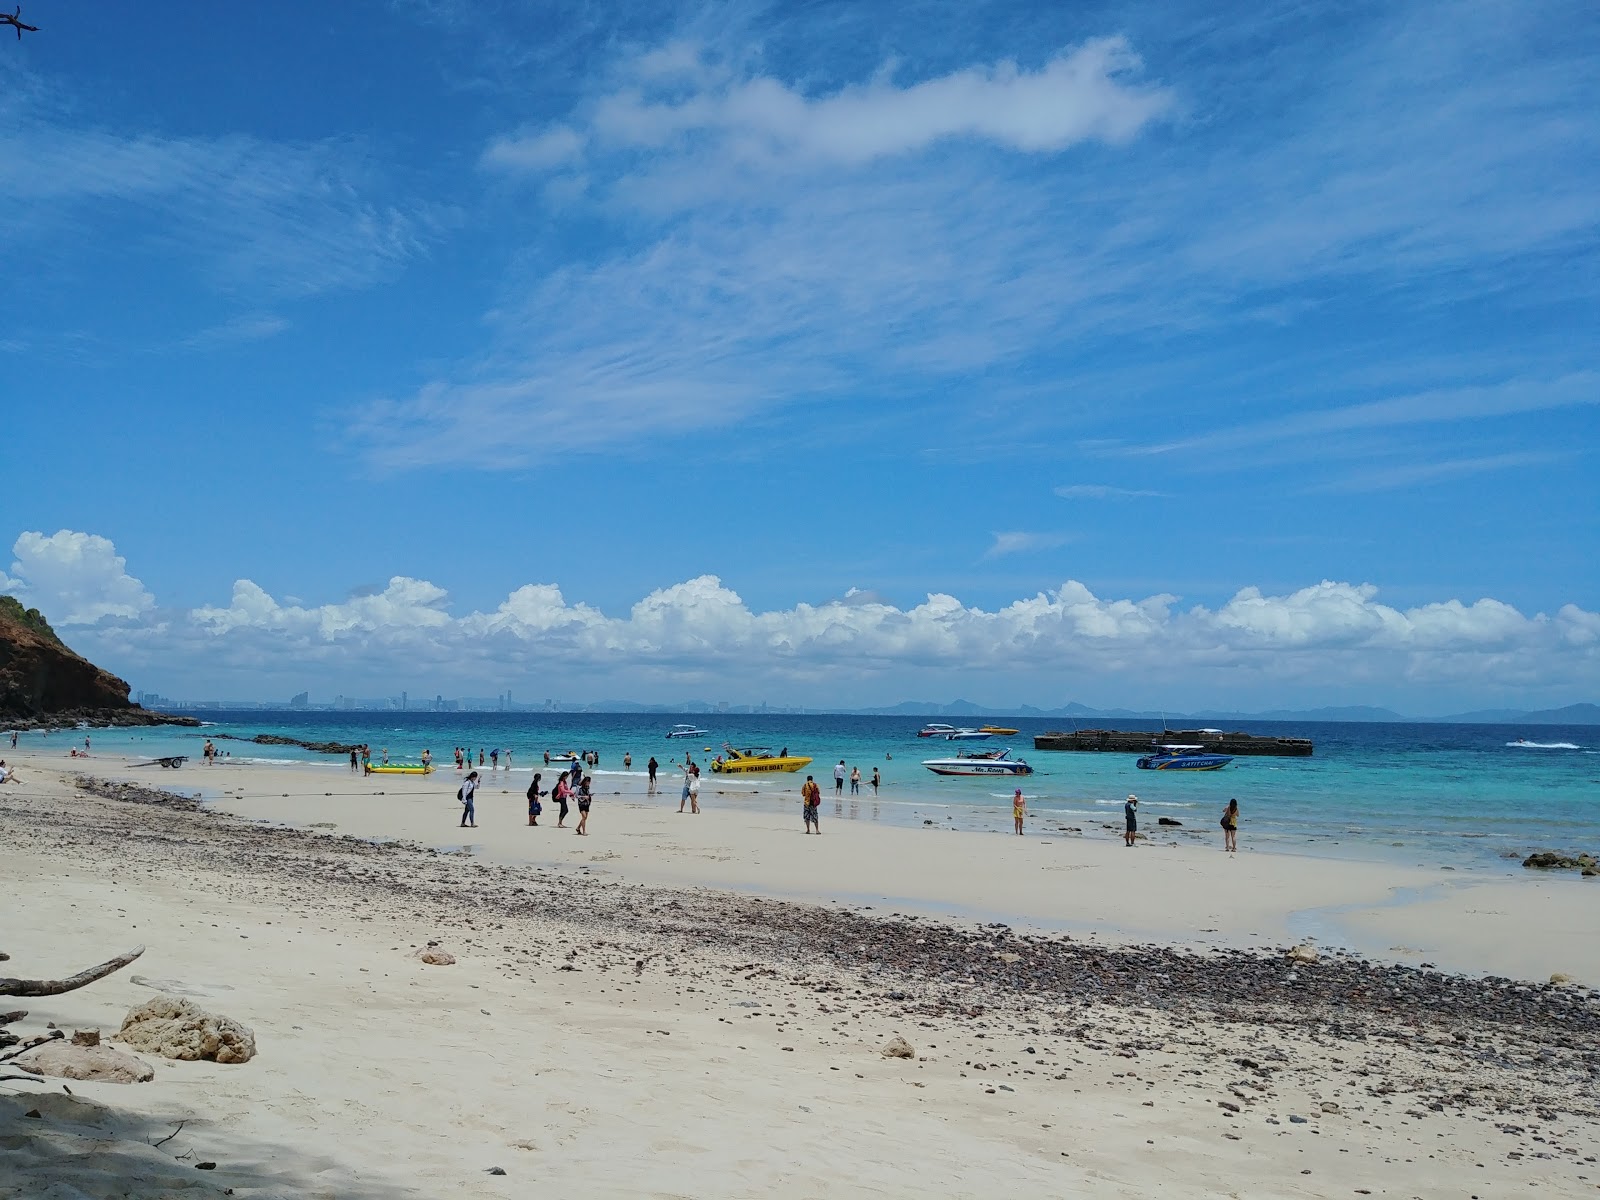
[0,598,196,730]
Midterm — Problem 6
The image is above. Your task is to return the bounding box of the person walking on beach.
[422,748,432,769]
[459,771,480,828]
[1013,788,1026,835]
[576,775,593,835]
[647,755,658,794]
[1221,798,1239,853]
[687,766,701,815]
[528,773,544,826]
[802,775,822,833]
[1123,794,1139,847]
[553,774,571,827]
[849,766,861,795]
[624,752,632,769]
[834,760,846,796]
[679,765,693,813]
[870,767,880,795]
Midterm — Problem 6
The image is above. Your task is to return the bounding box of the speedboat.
[943,729,994,741]
[979,724,1019,736]
[1136,745,1233,771]
[666,724,709,739]
[711,744,813,775]
[922,747,1034,777]
[917,723,960,738]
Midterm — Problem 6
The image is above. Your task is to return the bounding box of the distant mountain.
[1435,702,1600,725]
[1193,705,1408,723]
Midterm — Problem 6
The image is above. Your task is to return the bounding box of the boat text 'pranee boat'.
[711,744,813,775]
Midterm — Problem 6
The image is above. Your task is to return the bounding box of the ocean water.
[23,713,1598,867]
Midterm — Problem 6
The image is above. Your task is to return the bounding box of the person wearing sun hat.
[1123,794,1139,846]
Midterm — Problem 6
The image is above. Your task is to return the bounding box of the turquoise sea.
[25,712,1599,867]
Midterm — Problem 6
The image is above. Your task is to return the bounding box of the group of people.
[452,746,512,771]
[454,756,594,835]
[830,760,880,796]
[1121,793,1241,851]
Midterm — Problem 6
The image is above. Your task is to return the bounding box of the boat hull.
[712,756,813,775]
[1135,754,1232,770]
[922,759,1033,776]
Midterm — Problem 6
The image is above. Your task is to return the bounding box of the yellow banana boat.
[366,763,434,775]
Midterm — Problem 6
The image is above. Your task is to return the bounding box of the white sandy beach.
[3,748,1598,1198]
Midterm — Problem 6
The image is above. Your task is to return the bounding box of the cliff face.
[0,599,140,719]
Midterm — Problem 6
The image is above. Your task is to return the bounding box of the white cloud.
[31,530,1599,704]
[483,125,586,171]
[572,37,1173,167]
[0,530,155,624]
[984,531,1073,559]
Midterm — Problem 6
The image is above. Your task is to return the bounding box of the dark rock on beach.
[212,733,359,755]
[1522,851,1598,871]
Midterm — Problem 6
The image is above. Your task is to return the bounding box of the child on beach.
[576,775,593,835]
[1013,788,1026,835]
[1221,798,1239,853]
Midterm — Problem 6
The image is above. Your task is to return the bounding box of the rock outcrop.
[15,1040,155,1083]
[0,598,194,727]
[116,995,257,1064]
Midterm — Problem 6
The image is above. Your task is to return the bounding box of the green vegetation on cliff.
[0,594,63,645]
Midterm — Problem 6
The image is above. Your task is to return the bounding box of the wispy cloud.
[1054,484,1165,500]
[984,531,1073,559]
[177,314,290,351]
[1135,373,1600,458]
[1306,451,1568,494]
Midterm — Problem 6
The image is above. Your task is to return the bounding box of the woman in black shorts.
[576,775,593,835]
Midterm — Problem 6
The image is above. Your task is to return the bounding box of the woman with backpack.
[552,774,571,828]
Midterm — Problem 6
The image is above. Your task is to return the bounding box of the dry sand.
[2,749,1597,1198]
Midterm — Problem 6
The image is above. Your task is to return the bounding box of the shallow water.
[26,712,1598,867]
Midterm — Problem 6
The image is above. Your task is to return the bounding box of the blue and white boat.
[1136,745,1233,771]
[665,724,709,739]
[922,747,1034,777]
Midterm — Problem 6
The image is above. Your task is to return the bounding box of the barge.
[1033,728,1313,757]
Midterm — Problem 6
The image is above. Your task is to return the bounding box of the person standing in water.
[1221,798,1239,853]
[849,766,861,795]
[1013,788,1026,835]
[870,767,880,795]
[647,756,659,795]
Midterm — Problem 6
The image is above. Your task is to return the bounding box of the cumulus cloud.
[0,530,155,624]
[24,531,1599,702]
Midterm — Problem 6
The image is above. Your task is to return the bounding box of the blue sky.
[2,0,1597,713]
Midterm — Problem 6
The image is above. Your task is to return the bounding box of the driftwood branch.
[0,1028,63,1066]
[2,7,39,39]
[0,946,144,997]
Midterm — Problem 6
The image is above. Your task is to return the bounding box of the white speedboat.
[917,723,959,738]
[666,724,709,739]
[943,729,994,741]
[922,747,1034,777]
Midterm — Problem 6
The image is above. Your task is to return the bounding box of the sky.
[1,0,1597,714]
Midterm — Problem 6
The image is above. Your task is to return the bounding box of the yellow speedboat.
[979,724,1019,736]
[710,744,813,775]
[366,763,433,775]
